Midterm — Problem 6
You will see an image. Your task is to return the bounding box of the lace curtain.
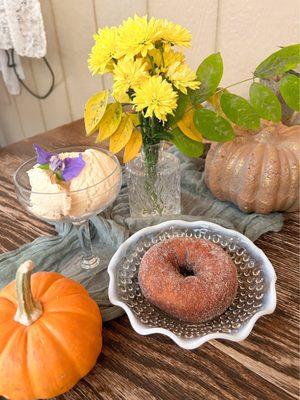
[0,0,46,94]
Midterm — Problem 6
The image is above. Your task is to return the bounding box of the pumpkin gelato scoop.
[67,148,120,217]
[28,148,121,220]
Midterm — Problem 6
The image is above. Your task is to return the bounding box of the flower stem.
[139,114,165,215]
[169,76,256,129]
[147,54,155,74]
[142,144,163,215]
[215,77,255,94]
[159,46,165,68]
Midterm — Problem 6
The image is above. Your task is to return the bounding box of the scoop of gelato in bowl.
[14,145,122,270]
[16,146,122,223]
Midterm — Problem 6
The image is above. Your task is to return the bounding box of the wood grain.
[0,120,299,400]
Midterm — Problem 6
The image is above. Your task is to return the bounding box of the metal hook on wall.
[5,49,55,100]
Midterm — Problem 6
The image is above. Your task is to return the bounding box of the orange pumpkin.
[0,261,102,400]
[205,122,300,214]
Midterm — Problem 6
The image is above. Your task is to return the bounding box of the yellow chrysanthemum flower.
[113,58,149,95]
[157,19,191,49]
[163,49,185,67]
[166,62,200,94]
[112,86,131,103]
[148,48,185,73]
[133,75,178,121]
[88,27,119,75]
[118,15,161,59]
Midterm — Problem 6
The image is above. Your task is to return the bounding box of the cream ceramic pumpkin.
[205,122,300,214]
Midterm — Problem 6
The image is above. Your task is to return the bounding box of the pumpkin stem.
[14,261,43,326]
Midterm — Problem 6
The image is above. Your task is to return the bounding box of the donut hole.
[179,264,195,277]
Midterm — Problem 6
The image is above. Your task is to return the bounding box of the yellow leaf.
[96,103,122,142]
[177,109,202,142]
[84,90,108,136]
[123,129,143,163]
[128,113,139,127]
[109,115,133,153]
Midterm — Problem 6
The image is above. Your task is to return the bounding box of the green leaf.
[254,44,300,79]
[220,92,260,130]
[168,92,188,126]
[190,52,223,105]
[279,73,300,111]
[38,164,50,170]
[193,109,235,142]
[55,171,63,182]
[171,127,204,157]
[249,82,281,122]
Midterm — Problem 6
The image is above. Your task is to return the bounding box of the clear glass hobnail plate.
[108,220,277,350]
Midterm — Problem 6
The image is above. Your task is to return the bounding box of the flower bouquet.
[84,14,300,216]
[84,15,204,216]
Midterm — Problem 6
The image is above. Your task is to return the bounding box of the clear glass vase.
[125,143,181,217]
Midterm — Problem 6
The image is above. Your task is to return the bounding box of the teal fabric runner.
[0,149,283,321]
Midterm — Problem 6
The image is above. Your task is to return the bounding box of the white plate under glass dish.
[108,220,276,350]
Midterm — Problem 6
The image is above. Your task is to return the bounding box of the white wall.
[0,0,299,145]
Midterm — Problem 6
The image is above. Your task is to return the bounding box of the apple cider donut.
[138,237,238,323]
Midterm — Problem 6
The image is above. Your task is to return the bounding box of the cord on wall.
[5,49,55,100]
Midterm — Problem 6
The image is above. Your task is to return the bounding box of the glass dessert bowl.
[14,145,122,270]
[108,220,277,349]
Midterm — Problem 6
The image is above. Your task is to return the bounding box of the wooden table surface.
[0,119,299,400]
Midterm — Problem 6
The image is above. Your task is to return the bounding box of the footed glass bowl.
[108,220,277,350]
[14,145,122,270]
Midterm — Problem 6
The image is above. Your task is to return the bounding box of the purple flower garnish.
[33,144,85,182]
[33,144,53,165]
[62,154,85,181]
[49,154,64,172]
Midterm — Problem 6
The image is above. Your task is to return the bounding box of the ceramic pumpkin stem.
[14,260,43,326]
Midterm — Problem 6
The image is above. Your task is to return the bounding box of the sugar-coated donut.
[138,237,238,323]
